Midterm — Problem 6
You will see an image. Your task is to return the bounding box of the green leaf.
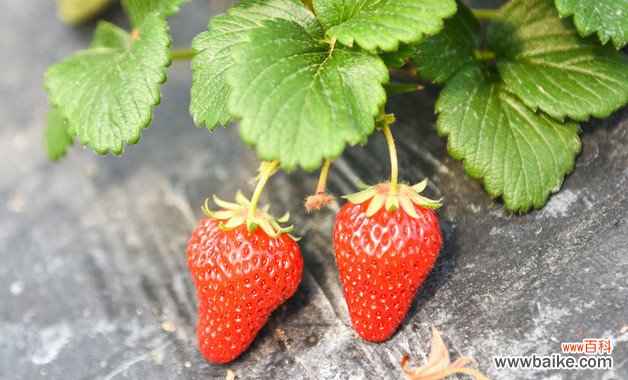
[44,107,73,161]
[555,0,628,48]
[436,63,581,212]
[190,0,317,130]
[411,0,480,83]
[56,0,113,25]
[45,17,171,155]
[489,0,628,121]
[380,44,417,68]
[122,0,188,27]
[313,0,457,52]
[227,18,388,170]
[91,19,132,49]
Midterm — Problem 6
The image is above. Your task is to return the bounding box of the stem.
[382,124,399,195]
[248,161,280,220]
[474,49,496,61]
[384,83,424,94]
[170,49,196,60]
[316,159,332,194]
[300,0,315,13]
[472,9,498,21]
[389,67,417,79]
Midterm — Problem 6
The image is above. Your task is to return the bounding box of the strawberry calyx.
[305,192,335,212]
[305,159,335,212]
[202,191,297,240]
[344,179,441,218]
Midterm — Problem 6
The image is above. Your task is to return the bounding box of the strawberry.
[187,191,302,363]
[334,180,442,342]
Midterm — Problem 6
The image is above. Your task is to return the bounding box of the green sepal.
[344,180,442,218]
[203,192,297,240]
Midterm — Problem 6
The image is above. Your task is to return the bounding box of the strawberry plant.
[44,0,627,365]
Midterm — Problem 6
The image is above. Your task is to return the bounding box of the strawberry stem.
[471,8,498,21]
[383,83,423,94]
[382,124,399,195]
[171,49,196,60]
[300,0,314,13]
[248,160,280,224]
[473,49,496,61]
[316,159,332,194]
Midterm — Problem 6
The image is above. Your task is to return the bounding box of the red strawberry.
[334,180,442,342]
[187,193,302,363]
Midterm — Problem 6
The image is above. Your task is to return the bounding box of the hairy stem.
[316,159,332,194]
[300,0,314,13]
[382,124,399,195]
[472,8,498,21]
[170,49,196,60]
[248,161,280,221]
[474,49,496,61]
[384,83,424,94]
[389,67,418,78]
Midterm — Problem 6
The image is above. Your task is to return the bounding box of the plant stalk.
[389,67,418,79]
[300,0,315,13]
[382,124,399,195]
[384,83,424,94]
[248,160,280,220]
[316,159,332,194]
[472,9,498,21]
[170,49,196,60]
[474,49,496,61]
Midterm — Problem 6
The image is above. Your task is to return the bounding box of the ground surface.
[0,1,626,379]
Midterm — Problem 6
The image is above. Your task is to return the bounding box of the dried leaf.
[402,326,488,380]
[304,194,335,212]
